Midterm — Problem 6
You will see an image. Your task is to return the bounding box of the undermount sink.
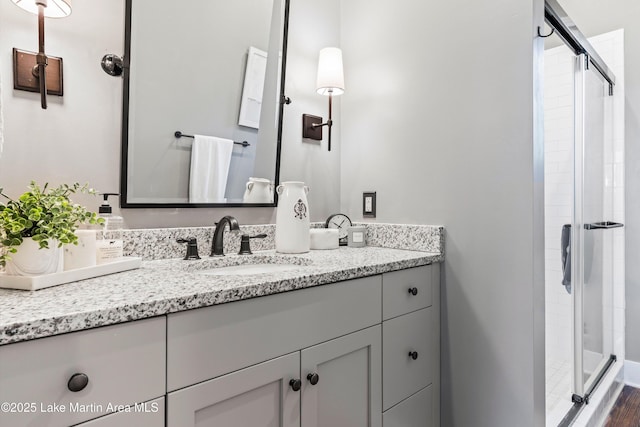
[181,254,312,276]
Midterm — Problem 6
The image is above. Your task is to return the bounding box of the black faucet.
[211,216,240,256]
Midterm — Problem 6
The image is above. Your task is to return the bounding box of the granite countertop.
[0,247,443,346]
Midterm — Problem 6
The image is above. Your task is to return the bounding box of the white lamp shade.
[11,0,72,18]
[316,47,345,96]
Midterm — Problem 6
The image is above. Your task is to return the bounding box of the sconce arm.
[311,120,332,128]
[37,4,48,109]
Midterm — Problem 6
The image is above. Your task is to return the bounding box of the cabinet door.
[167,352,300,427]
[301,325,382,427]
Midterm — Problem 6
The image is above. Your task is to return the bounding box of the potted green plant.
[0,181,103,276]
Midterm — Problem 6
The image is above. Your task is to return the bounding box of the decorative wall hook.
[537,26,555,38]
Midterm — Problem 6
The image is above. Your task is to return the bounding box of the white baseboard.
[625,359,640,387]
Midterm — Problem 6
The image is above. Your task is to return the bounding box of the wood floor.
[605,386,640,426]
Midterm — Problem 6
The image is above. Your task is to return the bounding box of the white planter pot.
[275,181,310,253]
[4,238,64,276]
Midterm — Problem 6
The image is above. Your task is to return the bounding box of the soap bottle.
[96,193,124,264]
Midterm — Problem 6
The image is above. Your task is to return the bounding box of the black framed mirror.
[120,0,290,208]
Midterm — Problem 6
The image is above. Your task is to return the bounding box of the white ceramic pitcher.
[275,181,310,253]
[243,177,274,203]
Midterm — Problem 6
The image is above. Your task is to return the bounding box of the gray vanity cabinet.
[381,265,440,427]
[166,276,383,427]
[166,326,381,427]
[0,261,441,427]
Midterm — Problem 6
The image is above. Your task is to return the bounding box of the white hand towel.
[189,135,234,203]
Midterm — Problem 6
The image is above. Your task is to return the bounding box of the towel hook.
[537,26,555,38]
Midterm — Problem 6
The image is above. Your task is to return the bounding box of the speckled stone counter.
[0,247,442,345]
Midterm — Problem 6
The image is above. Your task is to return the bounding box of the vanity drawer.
[383,385,433,427]
[382,308,434,410]
[76,398,164,427]
[382,265,437,320]
[0,317,166,427]
[167,275,382,391]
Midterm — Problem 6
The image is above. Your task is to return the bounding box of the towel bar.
[584,221,624,230]
[174,131,250,147]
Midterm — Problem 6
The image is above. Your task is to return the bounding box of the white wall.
[340,0,545,425]
[0,0,124,216]
[0,0,340,229]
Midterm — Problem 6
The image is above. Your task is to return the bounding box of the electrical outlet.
[363,192,376,218]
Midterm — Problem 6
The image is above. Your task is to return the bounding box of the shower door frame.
[571,53,617,405]
[572,53,586,401]
[544,0,619,421]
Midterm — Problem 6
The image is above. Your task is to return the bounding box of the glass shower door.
[572,53,616,401]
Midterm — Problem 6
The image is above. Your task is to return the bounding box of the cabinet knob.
[408,287,418,296]
[67,373,89,392]
[289,379,302,391]
[408,351,419,360]
[307,372,320,385]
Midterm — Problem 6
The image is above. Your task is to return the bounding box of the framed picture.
[238,46,268,129]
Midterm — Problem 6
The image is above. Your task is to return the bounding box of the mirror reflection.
[121,0,288,207]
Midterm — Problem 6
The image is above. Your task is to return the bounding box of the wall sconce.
[302,47,345,151]
[11,0,72,109]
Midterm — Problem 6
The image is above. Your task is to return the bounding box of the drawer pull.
[408,351,419,360]
[289,379,302,391]
[307,372,320,385]
[67,373,89,392]
[408,287,419,296]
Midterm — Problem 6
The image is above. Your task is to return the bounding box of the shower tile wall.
[544,29,625,419]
